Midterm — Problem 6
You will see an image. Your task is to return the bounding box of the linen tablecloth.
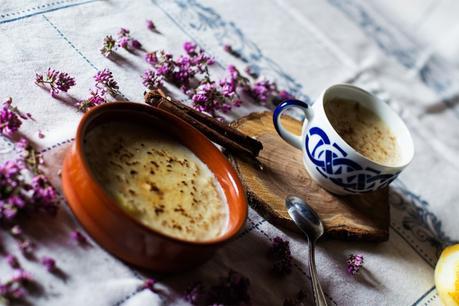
[1,0,458,305]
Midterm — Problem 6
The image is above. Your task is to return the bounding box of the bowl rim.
[74,101,248,246]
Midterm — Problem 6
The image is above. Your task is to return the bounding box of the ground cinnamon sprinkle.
[84,121,229,241]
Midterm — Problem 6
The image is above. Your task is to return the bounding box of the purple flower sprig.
[78,69,120,112]
[142,69,163,90]
[141,41,293,118]
[0,160,32,222]
[142,42,215,92]
[185,65,247,116]
[247,77,294,106]
[248,79,277,105]
[18,240,35,258]
[206,270,251,305]
[17,138,43,175]
[142,278,156,292]
[184,282,205,305]
[145,52,158,65]
[189,81,228,116]
[70,230,88,245]
[0,269,33,301]
[6,254,20,269]
[100,35,117,57]
[183,270,250,306]
[346,254,364,275]
[41,256,56,272]
[0,98,27,138]
[267,236,293,276]
[0,150,58,222]
[146,20,156,31]
[116,27,142,51]
[94,68,120,97]
[35,68,76,98]
[77,89,106,113]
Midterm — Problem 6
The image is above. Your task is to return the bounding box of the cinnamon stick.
[144,90,263,157]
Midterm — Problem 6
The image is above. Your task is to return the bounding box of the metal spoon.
[286,195,327,306]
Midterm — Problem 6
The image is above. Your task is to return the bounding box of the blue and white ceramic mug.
[273,84,414,195]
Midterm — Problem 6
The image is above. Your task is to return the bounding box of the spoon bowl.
[285,195,327,306]
[286,195,324,241]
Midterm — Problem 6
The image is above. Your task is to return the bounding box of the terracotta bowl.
[61,102,248,272]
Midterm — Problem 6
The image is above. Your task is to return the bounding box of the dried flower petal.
[145,52,158,65]
[35,68,76,97]
[100,35,117,57]
[183,41,197,55]
[223,44,232,53]
[118,28,130,37]
[94,68,119,97]
[115,27,141,51]
[41,256,56,272]
[5,254,20,269]
[0,98,25,137]
[78,89,107,112]
[206,270,251,305]
[131,39,142,50]
[142,70,163,90]
[70,230,88,245]
[118,36,130,49]
[346,254,364,275]
[184,282,204,305]
[146,20,156,31]
[268,236,292,276]
[18,240,35,257]
[249,79,277,105]
[11,269,32,283]
[142,278,156,292]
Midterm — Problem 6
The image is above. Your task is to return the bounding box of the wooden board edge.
[226,153,390,243]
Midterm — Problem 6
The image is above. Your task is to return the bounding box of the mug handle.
[273,99,314,149]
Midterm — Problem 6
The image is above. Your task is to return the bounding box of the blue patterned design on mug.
[305,126,398,193]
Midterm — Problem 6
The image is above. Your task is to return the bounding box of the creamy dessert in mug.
[84,121,229,242]
[325,98,402,166]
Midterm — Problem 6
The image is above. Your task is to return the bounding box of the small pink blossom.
[346,254,364,275]
[100,35,117,57]
[183,41,197,55]
[131,39,142,50]
[94,68,119,97]
[77,89,106,112]
[35,68,76,97]
[223,44,232,53]
[41,256,56,272]
[18,240,35,257]
[70,230,88,245]
[146,19,156,31]
[142,278,156,292]
[145,52,158,65]
[117,36,130,49]
[5,254,20,269]
[0,98,25,137]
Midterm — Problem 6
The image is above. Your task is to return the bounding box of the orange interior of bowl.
[76,102,248,245]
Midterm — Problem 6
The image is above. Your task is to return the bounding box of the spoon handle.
[308,240,328,306]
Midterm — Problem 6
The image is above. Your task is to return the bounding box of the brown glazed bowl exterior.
[61,102,248,272]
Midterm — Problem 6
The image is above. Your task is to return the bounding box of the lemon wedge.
[435,244,459,305]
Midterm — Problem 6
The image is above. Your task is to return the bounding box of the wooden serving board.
[228,112,389,242]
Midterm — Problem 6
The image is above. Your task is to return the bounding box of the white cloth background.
[0,0,458,305]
